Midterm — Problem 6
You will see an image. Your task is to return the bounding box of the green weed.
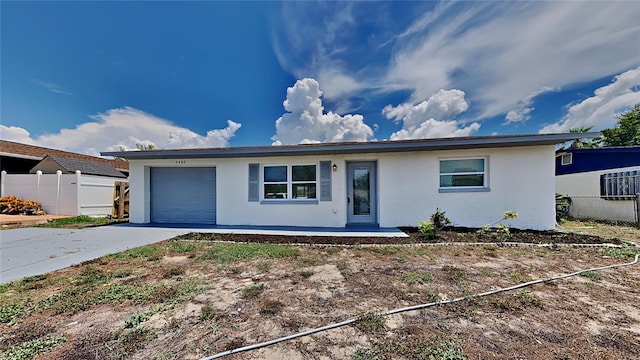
[580,271,603,281]
[1,335,66,360]
[35,215,115,228]
[241,283,265,299]
[0,299,31,324]
[600,247,638,259]
[353,312,386,333]
[402,270,433,284]
[352,348,379,360]
[259,300,284,315]
[200,304,222,321]
[298,270,315,278]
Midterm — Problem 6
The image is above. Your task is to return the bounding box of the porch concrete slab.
[1,226,189,284]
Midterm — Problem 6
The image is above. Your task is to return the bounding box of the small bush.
[418,221,435,238]
[430,208,452,230]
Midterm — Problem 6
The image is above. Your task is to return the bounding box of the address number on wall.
[175,160,187,165]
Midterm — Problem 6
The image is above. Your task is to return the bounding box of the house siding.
[127,145,556,230]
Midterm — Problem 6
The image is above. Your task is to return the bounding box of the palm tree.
[561,126,601,149]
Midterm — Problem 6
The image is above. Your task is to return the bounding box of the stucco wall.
[128,144,556,230]
[556,165,639,223]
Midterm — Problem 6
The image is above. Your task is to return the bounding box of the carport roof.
[101,132,597,160]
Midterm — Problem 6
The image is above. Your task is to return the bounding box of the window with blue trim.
[263,164,317,200]
[439,158,487,190]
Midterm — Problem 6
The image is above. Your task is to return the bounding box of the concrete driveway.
[0,225,189,284]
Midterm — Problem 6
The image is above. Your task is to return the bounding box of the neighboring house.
[1,142,129,216]
[102,133,587,231]
[30,155,127,178]
[556,146,640,224]
[0,140,129,176]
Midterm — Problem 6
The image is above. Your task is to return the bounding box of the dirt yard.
[1,228,639,360]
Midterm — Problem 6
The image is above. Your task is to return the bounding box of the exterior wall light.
[332,163,338,172]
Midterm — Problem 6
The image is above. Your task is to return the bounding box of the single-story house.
[556,146,640,223]
[102,133,588,231]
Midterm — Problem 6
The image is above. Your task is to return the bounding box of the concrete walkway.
[1,223,407,284]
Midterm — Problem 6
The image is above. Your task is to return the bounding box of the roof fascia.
[102,133,599,160]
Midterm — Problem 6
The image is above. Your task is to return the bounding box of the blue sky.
[1,1,639,155]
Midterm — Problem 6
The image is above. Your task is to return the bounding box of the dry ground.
[1,228,639,360]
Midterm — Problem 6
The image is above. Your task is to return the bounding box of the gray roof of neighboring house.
[101,133,598,160]
[31,155,127,178]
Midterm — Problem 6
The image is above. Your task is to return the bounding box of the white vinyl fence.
[1,170,128,216]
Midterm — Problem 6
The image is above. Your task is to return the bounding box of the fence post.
[36,170,42,203]
[1,170,6,197]
[76,170,82,216]
[56,170,62,215]
[636,193,640,229]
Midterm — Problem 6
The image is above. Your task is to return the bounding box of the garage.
[150,167,216,224]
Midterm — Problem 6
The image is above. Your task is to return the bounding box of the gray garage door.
[150,167,216,224]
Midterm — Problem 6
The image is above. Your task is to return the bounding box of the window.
[561,153,573,166]
[439,158,487,190]
[600,171,639,200]
[263,164,317,200]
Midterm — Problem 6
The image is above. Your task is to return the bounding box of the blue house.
[556,146,640,223]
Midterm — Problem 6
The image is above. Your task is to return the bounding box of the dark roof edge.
[101,133,599,160]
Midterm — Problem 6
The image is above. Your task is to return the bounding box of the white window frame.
[561,153,573,166]
[262,164,318,202]
[438,157,489,193]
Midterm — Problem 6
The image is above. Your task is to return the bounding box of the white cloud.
[385,1,640,120]
[505,87,557,124]
[275,1,640,124]
[0,125,36,144]
[0,107,241,156]
[271,78,374,145]
[540,66,640,133]
[384,89,480,140]
[32,79,72,96]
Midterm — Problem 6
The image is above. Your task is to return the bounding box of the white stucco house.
[102,133,586,231]
[556,146,640,224]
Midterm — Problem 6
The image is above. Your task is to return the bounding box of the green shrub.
[418,221,435,238]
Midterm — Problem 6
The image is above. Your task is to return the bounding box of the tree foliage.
[601,104,640,147]
[561,126,601,149]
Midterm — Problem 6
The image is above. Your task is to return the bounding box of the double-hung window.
[439,158,488,191]
[263,164,317,200]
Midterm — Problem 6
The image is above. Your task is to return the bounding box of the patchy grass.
[580,271,603,281]
[560,219,640,243]
[353,312,386,334]
[1,228,639,360]
[1,335,66,360]
[402,270,433,284]
[34,215,122,228]
[241,283,265,299]
[198,243,299,264]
